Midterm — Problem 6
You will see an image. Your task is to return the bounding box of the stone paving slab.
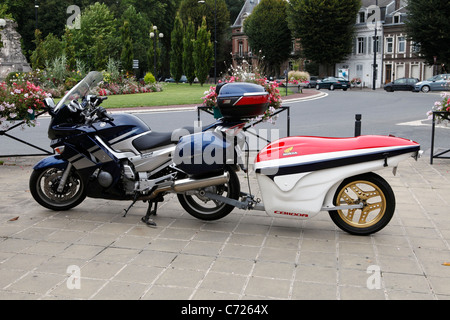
[0,155,449,300]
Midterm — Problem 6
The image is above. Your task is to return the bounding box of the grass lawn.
[103,82,212,109]
[54,82,295,109]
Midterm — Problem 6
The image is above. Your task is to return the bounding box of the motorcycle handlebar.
[97,106,114,121]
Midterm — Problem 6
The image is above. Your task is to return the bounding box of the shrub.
[288,71,310,83]
[144,72,156,84]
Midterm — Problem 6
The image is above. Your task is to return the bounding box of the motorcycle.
[30,71,421,235]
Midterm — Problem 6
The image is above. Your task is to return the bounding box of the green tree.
[30,29,45,69]
[0,3,13,20]
[194,17,213,86]
[406,0,450,67]
[183,19,196,85]
[121,5,151,76]
[63,27,76,70]
[170,14,184,83]
[121,20,134,74]
[179,0,230,77]
[94,34,108,70]
[243,0,292,77]
[109,0,180,76]
[226,0,245,24]
[42,33,64,66]
[71,2,119,70]
[287,0,361,75]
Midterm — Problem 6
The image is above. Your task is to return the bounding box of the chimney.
[395,0,401,10]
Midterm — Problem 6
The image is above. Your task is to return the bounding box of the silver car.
[413,74,450,93]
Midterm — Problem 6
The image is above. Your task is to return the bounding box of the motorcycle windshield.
[54,71,103,111]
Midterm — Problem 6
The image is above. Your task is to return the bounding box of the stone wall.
[0,19,31,81]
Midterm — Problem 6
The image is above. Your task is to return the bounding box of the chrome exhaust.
[172,172,230,192]
[145,172,230,199]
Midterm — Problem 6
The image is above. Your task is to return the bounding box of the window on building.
[238,42,243,57]
[357,37,365,54]
[398,36,406,53]
[359,12,365,23]
[370,36,381,53]
[385,37,393,53]
[393,14,401,24]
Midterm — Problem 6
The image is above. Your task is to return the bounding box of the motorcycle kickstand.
[123,193,138,218]
[141,201,157,227]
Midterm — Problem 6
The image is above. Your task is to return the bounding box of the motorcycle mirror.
[44,97,56,109]
[87,95,97,103]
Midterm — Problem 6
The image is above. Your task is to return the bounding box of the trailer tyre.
[329,172,395,235]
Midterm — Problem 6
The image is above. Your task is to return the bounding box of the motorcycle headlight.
[54,146,65,154]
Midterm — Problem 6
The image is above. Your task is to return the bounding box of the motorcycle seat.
[133,125,211,152]
[132,131,174,151]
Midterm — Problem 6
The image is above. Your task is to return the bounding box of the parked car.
[315,77,349,91]
[384,77,419,92]
[413,74,450,93]
[306,76,319,88]
[165,75,188,83]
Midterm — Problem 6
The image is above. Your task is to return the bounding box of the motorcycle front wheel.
[329,172,395,236]
[30,167,86,211]
[177,168,240,221]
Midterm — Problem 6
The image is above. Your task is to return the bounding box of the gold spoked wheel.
[329,173,395,235]
[336,180,386,228]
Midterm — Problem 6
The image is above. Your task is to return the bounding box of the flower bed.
[94,79,163,96]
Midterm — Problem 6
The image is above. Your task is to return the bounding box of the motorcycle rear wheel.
[30,167,86,211]
[329,172,395,235]
[177,168,240,221]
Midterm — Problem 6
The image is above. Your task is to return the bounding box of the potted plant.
[427,92,450,125]
[351,77,362,86]
[0,80,49,130]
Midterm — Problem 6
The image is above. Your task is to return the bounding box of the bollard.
[355,114,362,137]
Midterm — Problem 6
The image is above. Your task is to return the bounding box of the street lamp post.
[150,26,163,77]
[35,1,39,30]
[198,0,217,84]
[372,0,378,91]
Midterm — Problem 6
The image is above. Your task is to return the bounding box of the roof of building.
[232,0,260,27]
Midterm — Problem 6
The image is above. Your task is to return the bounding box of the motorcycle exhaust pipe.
[172,172,230,193]
[146,172,230,199]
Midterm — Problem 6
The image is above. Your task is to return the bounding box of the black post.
[214,0,217,84]
[372,0,378,90]
[355,114,362,137]
[284,70,288,96]
[153,36,157,76]
[35,1,38,30]
[431,112,436,164]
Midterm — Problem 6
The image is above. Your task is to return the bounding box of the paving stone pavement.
[0,154,449,300]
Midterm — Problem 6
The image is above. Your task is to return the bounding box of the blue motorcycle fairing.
[33,155,68,170]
